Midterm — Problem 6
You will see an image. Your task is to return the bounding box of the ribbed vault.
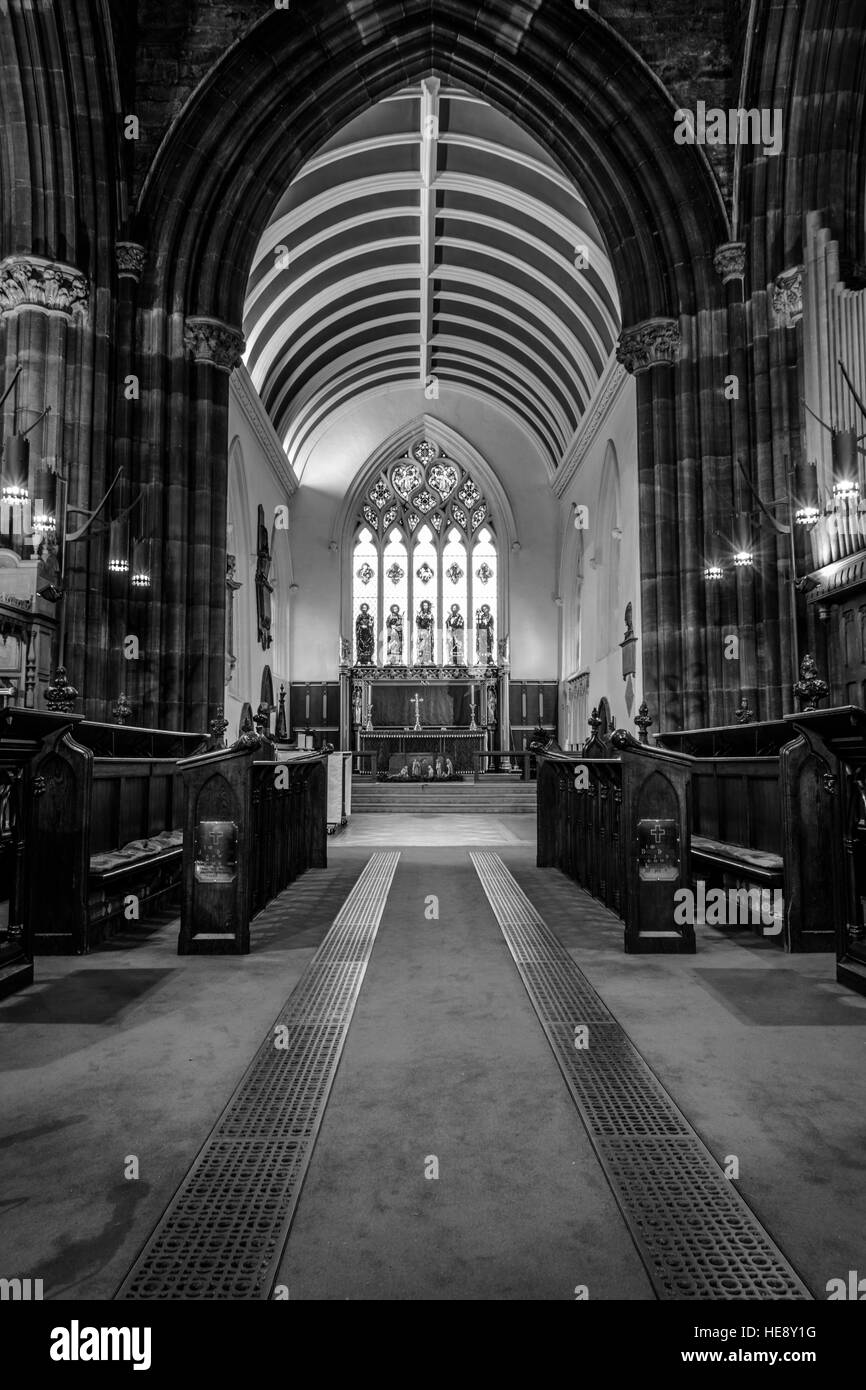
[243,82,621,473]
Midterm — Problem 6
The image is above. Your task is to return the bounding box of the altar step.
[351,779,537,814]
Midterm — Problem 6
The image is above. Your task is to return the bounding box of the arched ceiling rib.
[243,82,622,474]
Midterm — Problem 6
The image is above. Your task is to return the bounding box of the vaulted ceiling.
[243,81,621,475]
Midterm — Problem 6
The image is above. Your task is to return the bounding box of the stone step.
[349,807,536,815]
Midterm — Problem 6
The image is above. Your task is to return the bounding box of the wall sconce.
[704,564,725,582]
[32,465,57,536]
[107,516,130,573]
[833,477,860,502]
[1,434,32,539]
[130,537,152,588]
[733,549,754,567]
[832,427,861,501]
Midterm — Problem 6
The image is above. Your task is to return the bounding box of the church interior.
[1,0,866,1309]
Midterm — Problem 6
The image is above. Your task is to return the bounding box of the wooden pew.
[656,720,835,951]
[0,710,83,995]
[178,746,327,954]
[780,707,866,991]
[537,729,694,953]
[28,722,207,954]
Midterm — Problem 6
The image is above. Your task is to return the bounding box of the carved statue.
[487,684,497,728]
[254,505,273,651]
[794,653,828,712]
[386,604,404,663]
[416,599,434,664]
[36,537,62,603]
[445,603,465,664]
[225,553,242,686]
[355,602,375,664]
[476,603,494,665]
[352,681,363,727]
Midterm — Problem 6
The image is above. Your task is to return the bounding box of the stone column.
[0,257,89,706]
[616,318,681,730]
[181,317,244,732]
[712,242,757,724]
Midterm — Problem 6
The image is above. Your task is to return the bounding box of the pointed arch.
[341,419,512,664]
[595,441,623,660]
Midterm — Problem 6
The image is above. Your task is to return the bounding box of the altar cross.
[411,693,424,730]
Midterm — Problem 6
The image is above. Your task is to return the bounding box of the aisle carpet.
[276,848,653,1300]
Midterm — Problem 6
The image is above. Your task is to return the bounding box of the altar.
[359,729,485,775]
[339,654,511,776]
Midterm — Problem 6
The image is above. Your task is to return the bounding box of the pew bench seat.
[86,829,185,942]
[691,835,784,888]
[89,829,184,878]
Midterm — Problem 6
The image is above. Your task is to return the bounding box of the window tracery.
[351,439,499,666]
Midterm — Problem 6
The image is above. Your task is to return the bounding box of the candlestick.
[538,688,544,720]
[305,687,310,721]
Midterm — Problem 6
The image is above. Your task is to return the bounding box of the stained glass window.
[351,445,499,668]
[472,527,498,665]
[413,525,438,664]
[443,528,468,665]
[382,528,408,665]
[353,527,378,662]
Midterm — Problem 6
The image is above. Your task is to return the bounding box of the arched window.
[595,441,622,659]
[352,526,378,662]
[350,438,500,667]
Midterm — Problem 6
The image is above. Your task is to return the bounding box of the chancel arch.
[128,1,729,729]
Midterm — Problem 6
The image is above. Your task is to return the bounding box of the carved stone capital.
[616,318,680,375]
[116,242,147,282]
[772,267,803,328]
[0,256,88,316]
[183,316,245,372]
[714,241,747,284]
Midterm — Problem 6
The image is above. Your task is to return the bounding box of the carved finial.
[275,685,288,741]
[634,700,653,744]
[44,665,79,714]
[624,603,634,642]
[209,704,229,749]
[794,653,828,711]
[112,692,133,726]
[587,706,601,735]
[735,697,754,724]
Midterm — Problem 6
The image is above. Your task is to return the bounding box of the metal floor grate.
[116,851,400,1300]
[471,851,812,1301]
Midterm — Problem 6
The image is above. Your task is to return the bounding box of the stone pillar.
[181,317,244,732]
[617,318,681,730]
[0,256,89,706]
[713,242,756,724]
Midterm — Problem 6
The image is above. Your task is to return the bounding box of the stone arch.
[127,3,733,728]
[336,416,515,657]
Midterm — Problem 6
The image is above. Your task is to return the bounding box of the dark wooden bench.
[29,722,207,953]
[178,746,327,954]
[537,727,695,955]
[656,720,835,951]
[0,710,84,995]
